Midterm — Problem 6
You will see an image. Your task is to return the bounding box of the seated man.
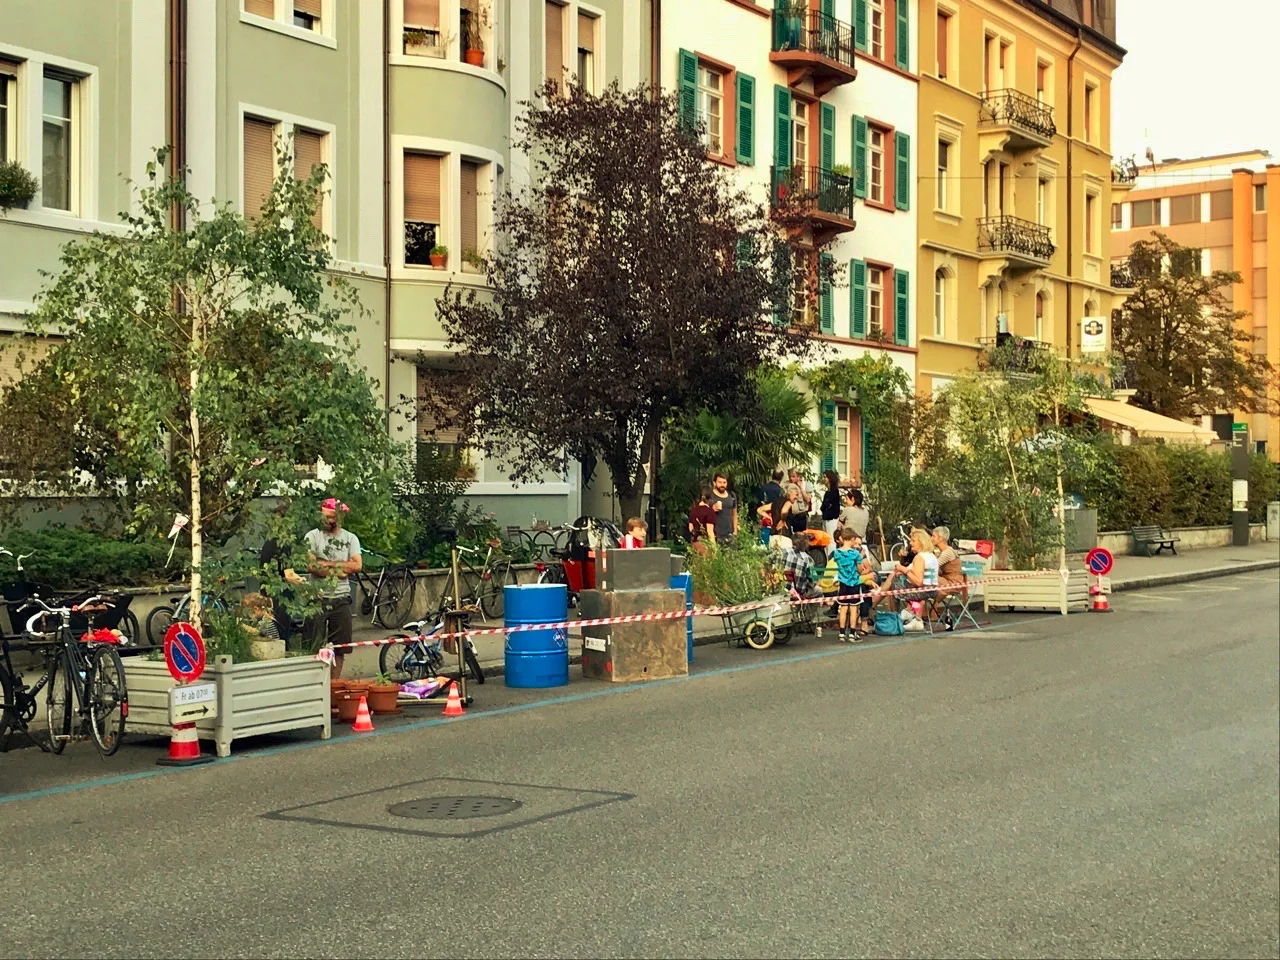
[781,541,821,598]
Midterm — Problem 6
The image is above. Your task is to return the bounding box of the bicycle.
[0,547,141,646]
[378,601,486,687]
[449,539,516,621]
[348,550,417,629]
[145,591,229,646]
[2,594,129,756]
[536,517,622,607]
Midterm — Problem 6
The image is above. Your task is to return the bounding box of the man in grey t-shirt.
[305,498,362,677]
[709,472,738,543]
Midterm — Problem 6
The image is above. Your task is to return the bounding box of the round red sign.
[163,621,207,684]
[1085,547,1114,577]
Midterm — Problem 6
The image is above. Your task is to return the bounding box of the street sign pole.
[1232,423,1250,547]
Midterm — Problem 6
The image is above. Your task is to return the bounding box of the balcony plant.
[462,247,485,272]
[0,160,39,214]
[777,0,806,50]
[462,0,491,66]
[429,243,449,268]
[403,26,444,57]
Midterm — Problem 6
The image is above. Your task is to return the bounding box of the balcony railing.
[979,89,1056,143]
[977,334,1055,373]
[1111,157,1139,185]
[977,215,1055,264]
[1110,258,1135,288]
[771,165,855,223]
[770,9,856,94]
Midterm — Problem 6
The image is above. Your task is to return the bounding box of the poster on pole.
[1081,315,1107,354]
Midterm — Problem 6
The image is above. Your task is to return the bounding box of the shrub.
[0,525,185,589]
[0,160,39,213]
[684,526,776,605]
[1249,453,1279,523]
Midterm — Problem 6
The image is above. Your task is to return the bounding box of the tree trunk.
[188,312,203,628]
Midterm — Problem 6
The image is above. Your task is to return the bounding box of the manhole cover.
[387,796,523,820]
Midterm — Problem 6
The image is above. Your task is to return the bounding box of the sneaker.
[943,613,955,632]
[851,630,866,643]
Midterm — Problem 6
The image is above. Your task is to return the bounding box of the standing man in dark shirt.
[688,485,719,543]
[759,470,784,511]
[259,500,304,645]
[709,473,738,544]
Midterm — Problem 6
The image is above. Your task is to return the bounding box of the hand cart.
[721,592,793,650]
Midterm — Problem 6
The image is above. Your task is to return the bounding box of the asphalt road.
[2,571,1277,959]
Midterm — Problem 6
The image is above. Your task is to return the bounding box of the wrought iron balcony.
[977,334,1055,373]
[770,9,857,96]
[771,165,856,244]
[978,89,1056,150]
[977,215,1055,267]
[1111,157,1139,186]
[1110,257,1135,288]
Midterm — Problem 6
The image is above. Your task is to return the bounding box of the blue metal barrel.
[504,584,570,688]
[670,573,694,664]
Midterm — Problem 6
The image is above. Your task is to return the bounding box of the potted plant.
[462,247,485,273]
[367,672,401,714]
[462,1,490,66]
[0,160,39,214]
[429,243,449,268]
[403,26,443,56]
[778,0,807,50]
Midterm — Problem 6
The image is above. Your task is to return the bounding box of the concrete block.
[599,547,672,592]
[580,589,688,683]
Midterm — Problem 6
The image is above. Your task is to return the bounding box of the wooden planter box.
[983,570,1090,616]
[124,654,331,757]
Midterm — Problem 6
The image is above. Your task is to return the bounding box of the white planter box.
[124,654,331,757]
[983,570,1090,616]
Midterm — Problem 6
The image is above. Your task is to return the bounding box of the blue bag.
[874,610,904,636]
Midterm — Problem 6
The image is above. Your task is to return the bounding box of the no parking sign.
[163,622,207,684]
[1084,547,1114,577]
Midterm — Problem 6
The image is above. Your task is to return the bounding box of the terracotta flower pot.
[346,679,373,697]
[335,691,362,723]
[367,682,401,714]
[429,252,447,268]
[464,48,484,66]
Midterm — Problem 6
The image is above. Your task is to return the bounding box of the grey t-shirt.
[305,528,362,599]
[709,491,737,541]
[839,505,869,538]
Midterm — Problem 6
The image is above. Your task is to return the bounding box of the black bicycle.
[3,594,129,756]
[348,551,418,629]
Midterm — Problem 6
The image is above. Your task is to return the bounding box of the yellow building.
[914,0,1126,396]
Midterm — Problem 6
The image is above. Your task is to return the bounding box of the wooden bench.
[1131,524,1180,556]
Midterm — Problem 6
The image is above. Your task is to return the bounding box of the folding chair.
[937,579,981,632]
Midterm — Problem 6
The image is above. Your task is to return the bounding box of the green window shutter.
[894,268,910,344]
[862,418,877,475]
[772,240,792,326]
[678,49,698,133]
[850,258,867,338]
[736,73,756,165]
[821,401,837,472]
[854,0,868,53]
[894,131,910,210]
[852,115,868,199]
[819,252,834,333]
[774,85,792,170]
[895,0,909,70]
[820,102,835,173]
[735,236,755,271]
[821,0,834,15]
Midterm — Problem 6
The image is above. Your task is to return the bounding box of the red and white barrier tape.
[332,568,1063,652]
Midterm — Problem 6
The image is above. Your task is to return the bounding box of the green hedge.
[0,526,185,589]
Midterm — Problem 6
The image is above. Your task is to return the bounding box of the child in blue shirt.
[833,528,872,642]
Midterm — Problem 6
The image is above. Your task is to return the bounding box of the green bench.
[1131,524,1179,556]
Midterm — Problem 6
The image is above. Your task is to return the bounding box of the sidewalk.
[341,541,1280,679]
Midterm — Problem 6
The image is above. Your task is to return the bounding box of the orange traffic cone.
[1089,583,1111,613]
[443,681,465,717]
[352,695,375,732]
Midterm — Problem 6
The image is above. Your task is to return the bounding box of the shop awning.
[1083,397,1218,444]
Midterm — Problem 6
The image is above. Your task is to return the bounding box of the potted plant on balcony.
[462,247,485,273]
[462,1,491,67]
[429,243,449,269]
[403,26,445,57]
[0,161,39,214]
[778,0,806,50]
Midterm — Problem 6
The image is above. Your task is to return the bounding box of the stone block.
[579,589,688,683]
[599,547,672,592]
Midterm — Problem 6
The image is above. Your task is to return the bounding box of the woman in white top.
[895,527,939,594]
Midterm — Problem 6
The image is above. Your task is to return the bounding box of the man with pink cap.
[305,497,362,677]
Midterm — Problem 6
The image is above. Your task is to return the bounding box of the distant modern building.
[1110,149,1280,460]
[0,0,650,527]
[914,0,1126,398]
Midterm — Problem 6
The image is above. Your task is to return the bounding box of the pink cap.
[321,497,350,512]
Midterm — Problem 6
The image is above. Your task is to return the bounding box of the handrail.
[979,88,1056,141]
[771,9,855,70]
[976,215,1055,262]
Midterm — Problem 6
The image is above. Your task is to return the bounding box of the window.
[933,269,946,337]
[293,0,321,30]
[1169,194,1197,225]
[1110,202,1121,229]
[1084,82,1097,143]
[1035,292,1044,341]
[1038,178,1049,226]
[1085,193,1097,253]
[999,40,1010,87]
[244,0,274,15]
[983,34,994,89]
[1209,189,1232,221]
[576,12,598,93]
[460,158,481,266]
[404,152,442,267]
[243,116,276,220]
[869,0,884,60]
[936,140,949,210]
[545,1,565,95]
[790,249,808,325]
[403,0,442,54]
[834,404,852,478]
[244,0,331,41]
[417,370,475,480]
[792,99,808,171]
[868,266,884,336]
[868,126,884,204]
[1036,61,1048,104]
[697,64,724,156]
[1255,183,1267,212]
[1131,198,1157,227]
[936,11,950,79]
[982,160,991,217]
[0,58,16,163]
[293,127,325,230]
[42,73,76,213]
[997,161,1008,216]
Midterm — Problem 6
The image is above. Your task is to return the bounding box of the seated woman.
[881,528,939,617]
[930,525,967,629]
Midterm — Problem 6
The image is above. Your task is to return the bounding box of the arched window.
[934,269,947,338]
[1035,292,1045,342]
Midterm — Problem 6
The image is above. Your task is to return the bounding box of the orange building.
[1110,149,1280,460]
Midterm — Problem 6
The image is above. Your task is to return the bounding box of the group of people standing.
[754,468,869,555]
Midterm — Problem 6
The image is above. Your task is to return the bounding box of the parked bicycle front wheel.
[118,609,141,646]
[463,639,485,685]
[373,567,417,629]
[379,636,433,683]
[0,661,15,748]
[145,604,175,647]
[45,656,72,755]
[89,646,127,757]
[478,561,516,621]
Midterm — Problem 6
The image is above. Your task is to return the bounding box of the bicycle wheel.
[0,661,14,748]
[373,567,416,629]
[118,609,141,646]
[478,561,517,621]
[379,636,433,682]
[537,562,566,586]
[45,655,72,754]
[464,639,485,684]
[145,604,175,646]
[88,646,127,757]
